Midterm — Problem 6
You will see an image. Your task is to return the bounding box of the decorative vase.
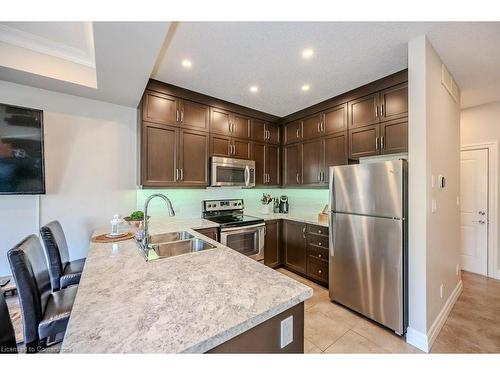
[261,203,271,214]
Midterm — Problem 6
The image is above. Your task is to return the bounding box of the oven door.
[220,223,265,261]
[211,157,255,187]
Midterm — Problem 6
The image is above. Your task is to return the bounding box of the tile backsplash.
[136,188,329,219]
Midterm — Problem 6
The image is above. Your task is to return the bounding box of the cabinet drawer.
[307,224,328,237]
[307,256,328,284]
[307,235,328,249]
[307,245,328,261]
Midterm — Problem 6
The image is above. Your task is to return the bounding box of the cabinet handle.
[318,253,322,258]
[175,168,179,181]
[232,144,235,155]
[318,242,322,246]
[180,168,183,181]
[318,172,321,182]
[375,137,379,150]
[296,128,300,138]
[176,110,180,122]
[375,105,378,118]
[381,136,385,149]
[380,104,384,117]
[318,229,322,234]
[318,270,322,274]
[296,173,300,184]
[302,226,306,238]
[180,110,184,122]
[317,122,321,133]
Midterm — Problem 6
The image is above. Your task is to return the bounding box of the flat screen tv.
[0,103,45,194]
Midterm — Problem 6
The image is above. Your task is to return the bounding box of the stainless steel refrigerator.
[328,159,407,335]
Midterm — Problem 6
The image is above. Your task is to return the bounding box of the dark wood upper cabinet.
[267,123,280,144]
[232,114,251,139]
[254,142,266,186]
[264,220,281,268]
[210,134,232,158]
[283,143,302,186]
[283,220,307,275]
[232,138,252,159]
[252,119,266,143]
[142,123,178,187]
[178,129,209,187]
[266,144,280,186]
[349,124,380,159]
[302,114,322,141]
[348,93,379,129]
[180,100,209,131]
[283,120,302,144]
[301,139,323,186]
[324,131,348,184]
[381,118,408,155]
[380,83,408,122]
[323,104,347,135]
[210,107,232,135]
[143,91,179,126]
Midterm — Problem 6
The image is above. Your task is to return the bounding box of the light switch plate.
[432,199,437,213]
[280,315,293,348]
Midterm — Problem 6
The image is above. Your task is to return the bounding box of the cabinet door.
[283,143,302,186]
[254,142,266,186]
[283,120,302,144]
[349,125,380,159]
[210,107,232,135]
[348,93,379,129]
[232,114,251,139]
[302,138,323,186]
[283,220,307,275]
[232,138,252,159]
[266,123,280,144]
[178,129,209,186]
[302,114,322,140]
[143,91,179,126]
[142,123,178,186]
[211,134,232,157]
[381,118,408,154]
[194,227,218,242]
[252,119,266,143]
[266,144,280,186]
[264,220,280,268]
[380,83,408,122]
[181,100,209,131]
[324,131,348,184]
[323,104,347,135]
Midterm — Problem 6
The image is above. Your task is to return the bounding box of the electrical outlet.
[280,316,293,348]
[440,284,444,299]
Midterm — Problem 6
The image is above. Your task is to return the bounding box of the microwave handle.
[244,165,250,186]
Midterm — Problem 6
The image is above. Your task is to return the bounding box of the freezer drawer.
[329,212,405,334]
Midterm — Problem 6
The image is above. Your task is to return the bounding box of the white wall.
[407,35,461,351]
[0,80,137,275]
[461,100,500,271]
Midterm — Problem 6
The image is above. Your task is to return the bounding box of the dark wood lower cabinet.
[264,220,280,268]
[207,302,304,353]
[283,220,307,275]
[194,227,219,242]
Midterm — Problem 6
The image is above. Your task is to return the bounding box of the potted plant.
[261,193,272,214]
[123,211,149,230]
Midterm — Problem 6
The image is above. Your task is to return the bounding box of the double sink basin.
[137,231,216,261]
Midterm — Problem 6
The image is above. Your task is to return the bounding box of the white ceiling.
[153,22,500,116]
[0,22,170,107]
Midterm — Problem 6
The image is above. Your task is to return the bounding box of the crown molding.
[0,23,95,68]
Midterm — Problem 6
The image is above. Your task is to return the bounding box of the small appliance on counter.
[202,199,265,261]
[279,195,289,214]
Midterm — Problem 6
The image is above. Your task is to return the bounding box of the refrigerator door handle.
[329,212,336,257]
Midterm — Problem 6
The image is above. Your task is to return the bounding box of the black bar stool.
[0,292,17,353]
[40,221,85,291]
[8,235,77,352]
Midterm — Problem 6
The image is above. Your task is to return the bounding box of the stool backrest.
[40,221,70,291]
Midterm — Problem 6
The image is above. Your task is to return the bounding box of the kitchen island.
[61,218,312,353]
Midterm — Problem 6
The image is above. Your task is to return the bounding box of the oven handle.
[220,223,265,233]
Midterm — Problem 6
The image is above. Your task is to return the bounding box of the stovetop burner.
[202,199,264,228]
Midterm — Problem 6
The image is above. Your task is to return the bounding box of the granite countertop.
[61,217,313,353]
[248,211,329,227]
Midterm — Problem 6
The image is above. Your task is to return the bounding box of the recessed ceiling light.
[302,48,314,59]
[249,85,259,93]
[181,59,192,69]
[301,84,310,92]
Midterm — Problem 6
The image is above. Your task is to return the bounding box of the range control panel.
[203,199,244,212]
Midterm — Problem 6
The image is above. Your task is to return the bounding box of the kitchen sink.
[138,234,216,262]
[149,231,194,244]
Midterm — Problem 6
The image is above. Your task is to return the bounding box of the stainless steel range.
[202,199,265,261]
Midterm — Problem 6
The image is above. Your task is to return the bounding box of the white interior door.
[460,149,488,276]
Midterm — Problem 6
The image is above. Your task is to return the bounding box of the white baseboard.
[406,279,463,353]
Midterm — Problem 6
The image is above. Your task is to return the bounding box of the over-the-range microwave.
[210,157,255,187]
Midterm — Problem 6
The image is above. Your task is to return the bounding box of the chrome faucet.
[141,193,175,249]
